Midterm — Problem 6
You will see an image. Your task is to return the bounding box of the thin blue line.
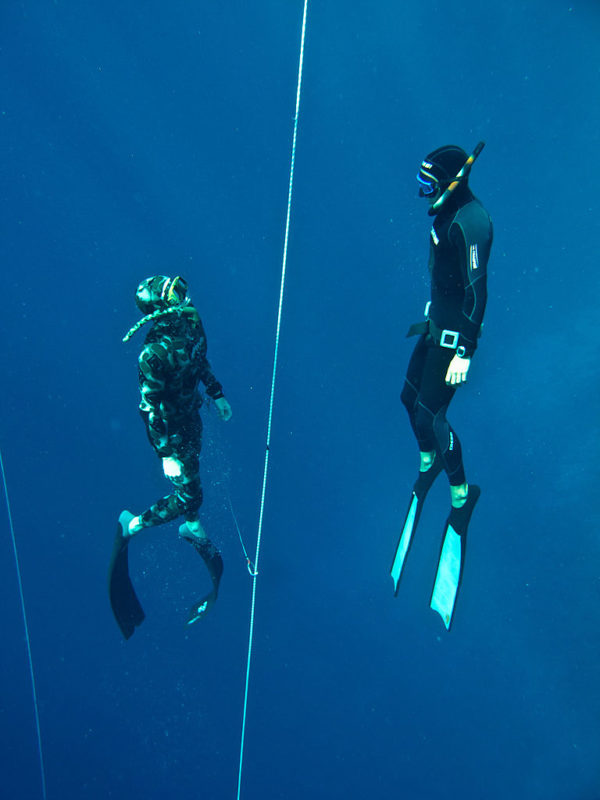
[1,449,47,800]
[236,2,309,798]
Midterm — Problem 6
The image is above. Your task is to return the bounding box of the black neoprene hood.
[421,145,469,184]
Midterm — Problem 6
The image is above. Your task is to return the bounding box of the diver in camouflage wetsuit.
[123,275,232,538]
[109,275,232,635]
[110,275,232,636]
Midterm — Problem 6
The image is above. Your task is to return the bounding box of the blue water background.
[1,1,599,798]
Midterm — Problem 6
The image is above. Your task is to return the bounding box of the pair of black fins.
[390,459,480,630]
[108,511,223,640]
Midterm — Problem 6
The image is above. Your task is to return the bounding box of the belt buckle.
[440,329,459,349]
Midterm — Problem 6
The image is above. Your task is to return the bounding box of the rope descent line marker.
[1,449,48,800]
[236,2,309,798]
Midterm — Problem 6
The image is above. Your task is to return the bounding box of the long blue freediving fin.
[430,485,481,630]
[391,459,444,594]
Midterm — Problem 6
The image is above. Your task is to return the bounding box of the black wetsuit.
[137,309,224,527]
[401,187,492,486]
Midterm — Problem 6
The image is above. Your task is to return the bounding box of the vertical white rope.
[0,450,47,800]
[236,2,309,798]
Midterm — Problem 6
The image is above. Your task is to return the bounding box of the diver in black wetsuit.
[391,143,493,629]
[108,275,232,637]
[401,144,492,509]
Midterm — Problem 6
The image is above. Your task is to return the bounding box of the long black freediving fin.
[108,511,146,639]
[430,485,481,631]
[179,525,224,625]
[391,458,444,594]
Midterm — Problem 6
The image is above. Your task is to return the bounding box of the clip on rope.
[1,449,47,800]
[236,2,309,798]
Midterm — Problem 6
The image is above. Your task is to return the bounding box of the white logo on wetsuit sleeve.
[430,227,439,246]
[470,244,479,270]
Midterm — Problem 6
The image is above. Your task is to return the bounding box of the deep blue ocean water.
[1,1,599,798]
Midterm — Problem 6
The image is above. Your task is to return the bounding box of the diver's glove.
[214,396,233,421]
[162,456,183,479]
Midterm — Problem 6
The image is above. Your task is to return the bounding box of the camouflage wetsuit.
[137,308,224,527]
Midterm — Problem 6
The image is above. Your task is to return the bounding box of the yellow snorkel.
[429,141,485,216]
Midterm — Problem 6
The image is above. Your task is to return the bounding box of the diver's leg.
[393,339,447,592]
[126,460,196,536]
[401,336,433,461]
[176,414,206,539]
[418,350,479,626]
[127,492,187,536]
[415,346,471,507]
[174,420,223,623]
[402,336,444,478]
[127,413,205,537]
[175,467,223,626]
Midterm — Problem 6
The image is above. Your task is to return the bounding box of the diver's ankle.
[184,519,207,539]
[419,451,436,473]
[450,483,468,509]
[127,515,145,536]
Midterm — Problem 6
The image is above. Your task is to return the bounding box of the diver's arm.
[138,346,171,453]
[200,365,231,420]
[451,205,492,357]
[192,318,231,418]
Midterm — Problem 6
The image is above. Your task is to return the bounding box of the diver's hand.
[162,456,183,479]
[445,354,471,385]
[214,396,232,421]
